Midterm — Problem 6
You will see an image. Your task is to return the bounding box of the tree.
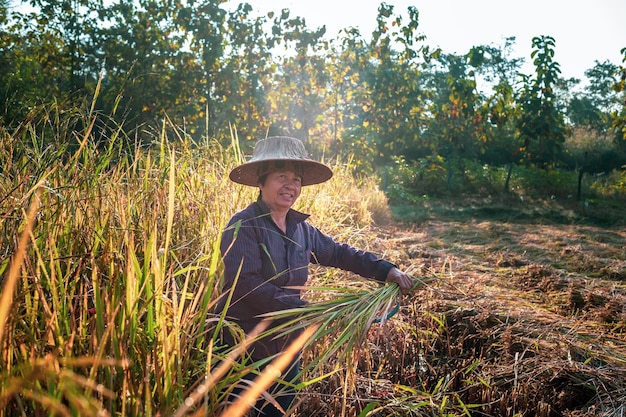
[265,11,329,149]
[558,60,623,199]
[422,49,486,192]
[516,35,566,168]
[180,0,229,138]
[319,27,375,174]
[473,39,524,192]
[611,48,626,152]
[214,3,274,142]
[584,60,621,114]
[0,0,103,125]
[96,0,214,134]
[485,77,522,191]
[339,3,426,175]
[566,60,619,135]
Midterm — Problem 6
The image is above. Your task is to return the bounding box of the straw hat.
[229,136,333,186]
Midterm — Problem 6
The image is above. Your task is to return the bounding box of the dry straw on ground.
[294,213,625,416]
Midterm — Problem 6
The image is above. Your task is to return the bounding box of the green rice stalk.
[260,277,432,377]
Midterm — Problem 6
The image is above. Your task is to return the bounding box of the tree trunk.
[578,152,588,201]
[504,162,514,193]
[577,169,584,201]
[446,158,453,193]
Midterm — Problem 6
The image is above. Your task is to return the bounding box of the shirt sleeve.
[307,224,395,282]
[220,214,308,317]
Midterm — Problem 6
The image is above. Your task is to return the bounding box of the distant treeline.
[1,0,625,178]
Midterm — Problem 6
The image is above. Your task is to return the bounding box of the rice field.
[1,107,625,416]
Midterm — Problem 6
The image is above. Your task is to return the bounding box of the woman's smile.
[259,170,302,212]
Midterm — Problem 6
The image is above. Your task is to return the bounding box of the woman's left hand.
[385,267,415,295]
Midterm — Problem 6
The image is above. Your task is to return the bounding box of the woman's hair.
[256,161,304,186]
[258,174,267,199]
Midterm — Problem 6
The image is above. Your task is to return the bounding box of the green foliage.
[516,36,567,168]
[566,60,620,137]
[460,159,510,194]
[590,168,626,198]
[386,155,519,201]
[385,155,447,201]
[383,152,625,205]
[206,2,270,140]
[584,60,622,114]
[568,96,608,133]
[332,3,428,173]
[514,166,577,197]
[2,1,625,184]
[612,48,626,151]
[96,0,217,132]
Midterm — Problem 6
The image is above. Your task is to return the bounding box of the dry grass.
[294,209,626,416]
[0,107,405,417]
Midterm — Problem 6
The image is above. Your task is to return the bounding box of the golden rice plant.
[0,101,254,415]
[2,94,431,416]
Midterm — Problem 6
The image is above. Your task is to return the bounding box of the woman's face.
[259,169,302,212]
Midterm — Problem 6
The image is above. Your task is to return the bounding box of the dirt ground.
[302,200,626,416]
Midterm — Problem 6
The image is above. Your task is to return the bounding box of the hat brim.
[229,158,333,186]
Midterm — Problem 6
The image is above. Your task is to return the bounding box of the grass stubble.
[0,106,625,416]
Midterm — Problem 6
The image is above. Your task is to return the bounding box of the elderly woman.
[218,136,414,416]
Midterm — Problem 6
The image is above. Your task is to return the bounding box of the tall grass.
[0,102,411,416]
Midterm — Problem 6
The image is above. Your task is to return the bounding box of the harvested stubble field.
[299,198,626,417]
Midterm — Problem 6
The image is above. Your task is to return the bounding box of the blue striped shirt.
[217,198,395,358]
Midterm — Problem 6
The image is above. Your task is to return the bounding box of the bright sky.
[230,0,626,82]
